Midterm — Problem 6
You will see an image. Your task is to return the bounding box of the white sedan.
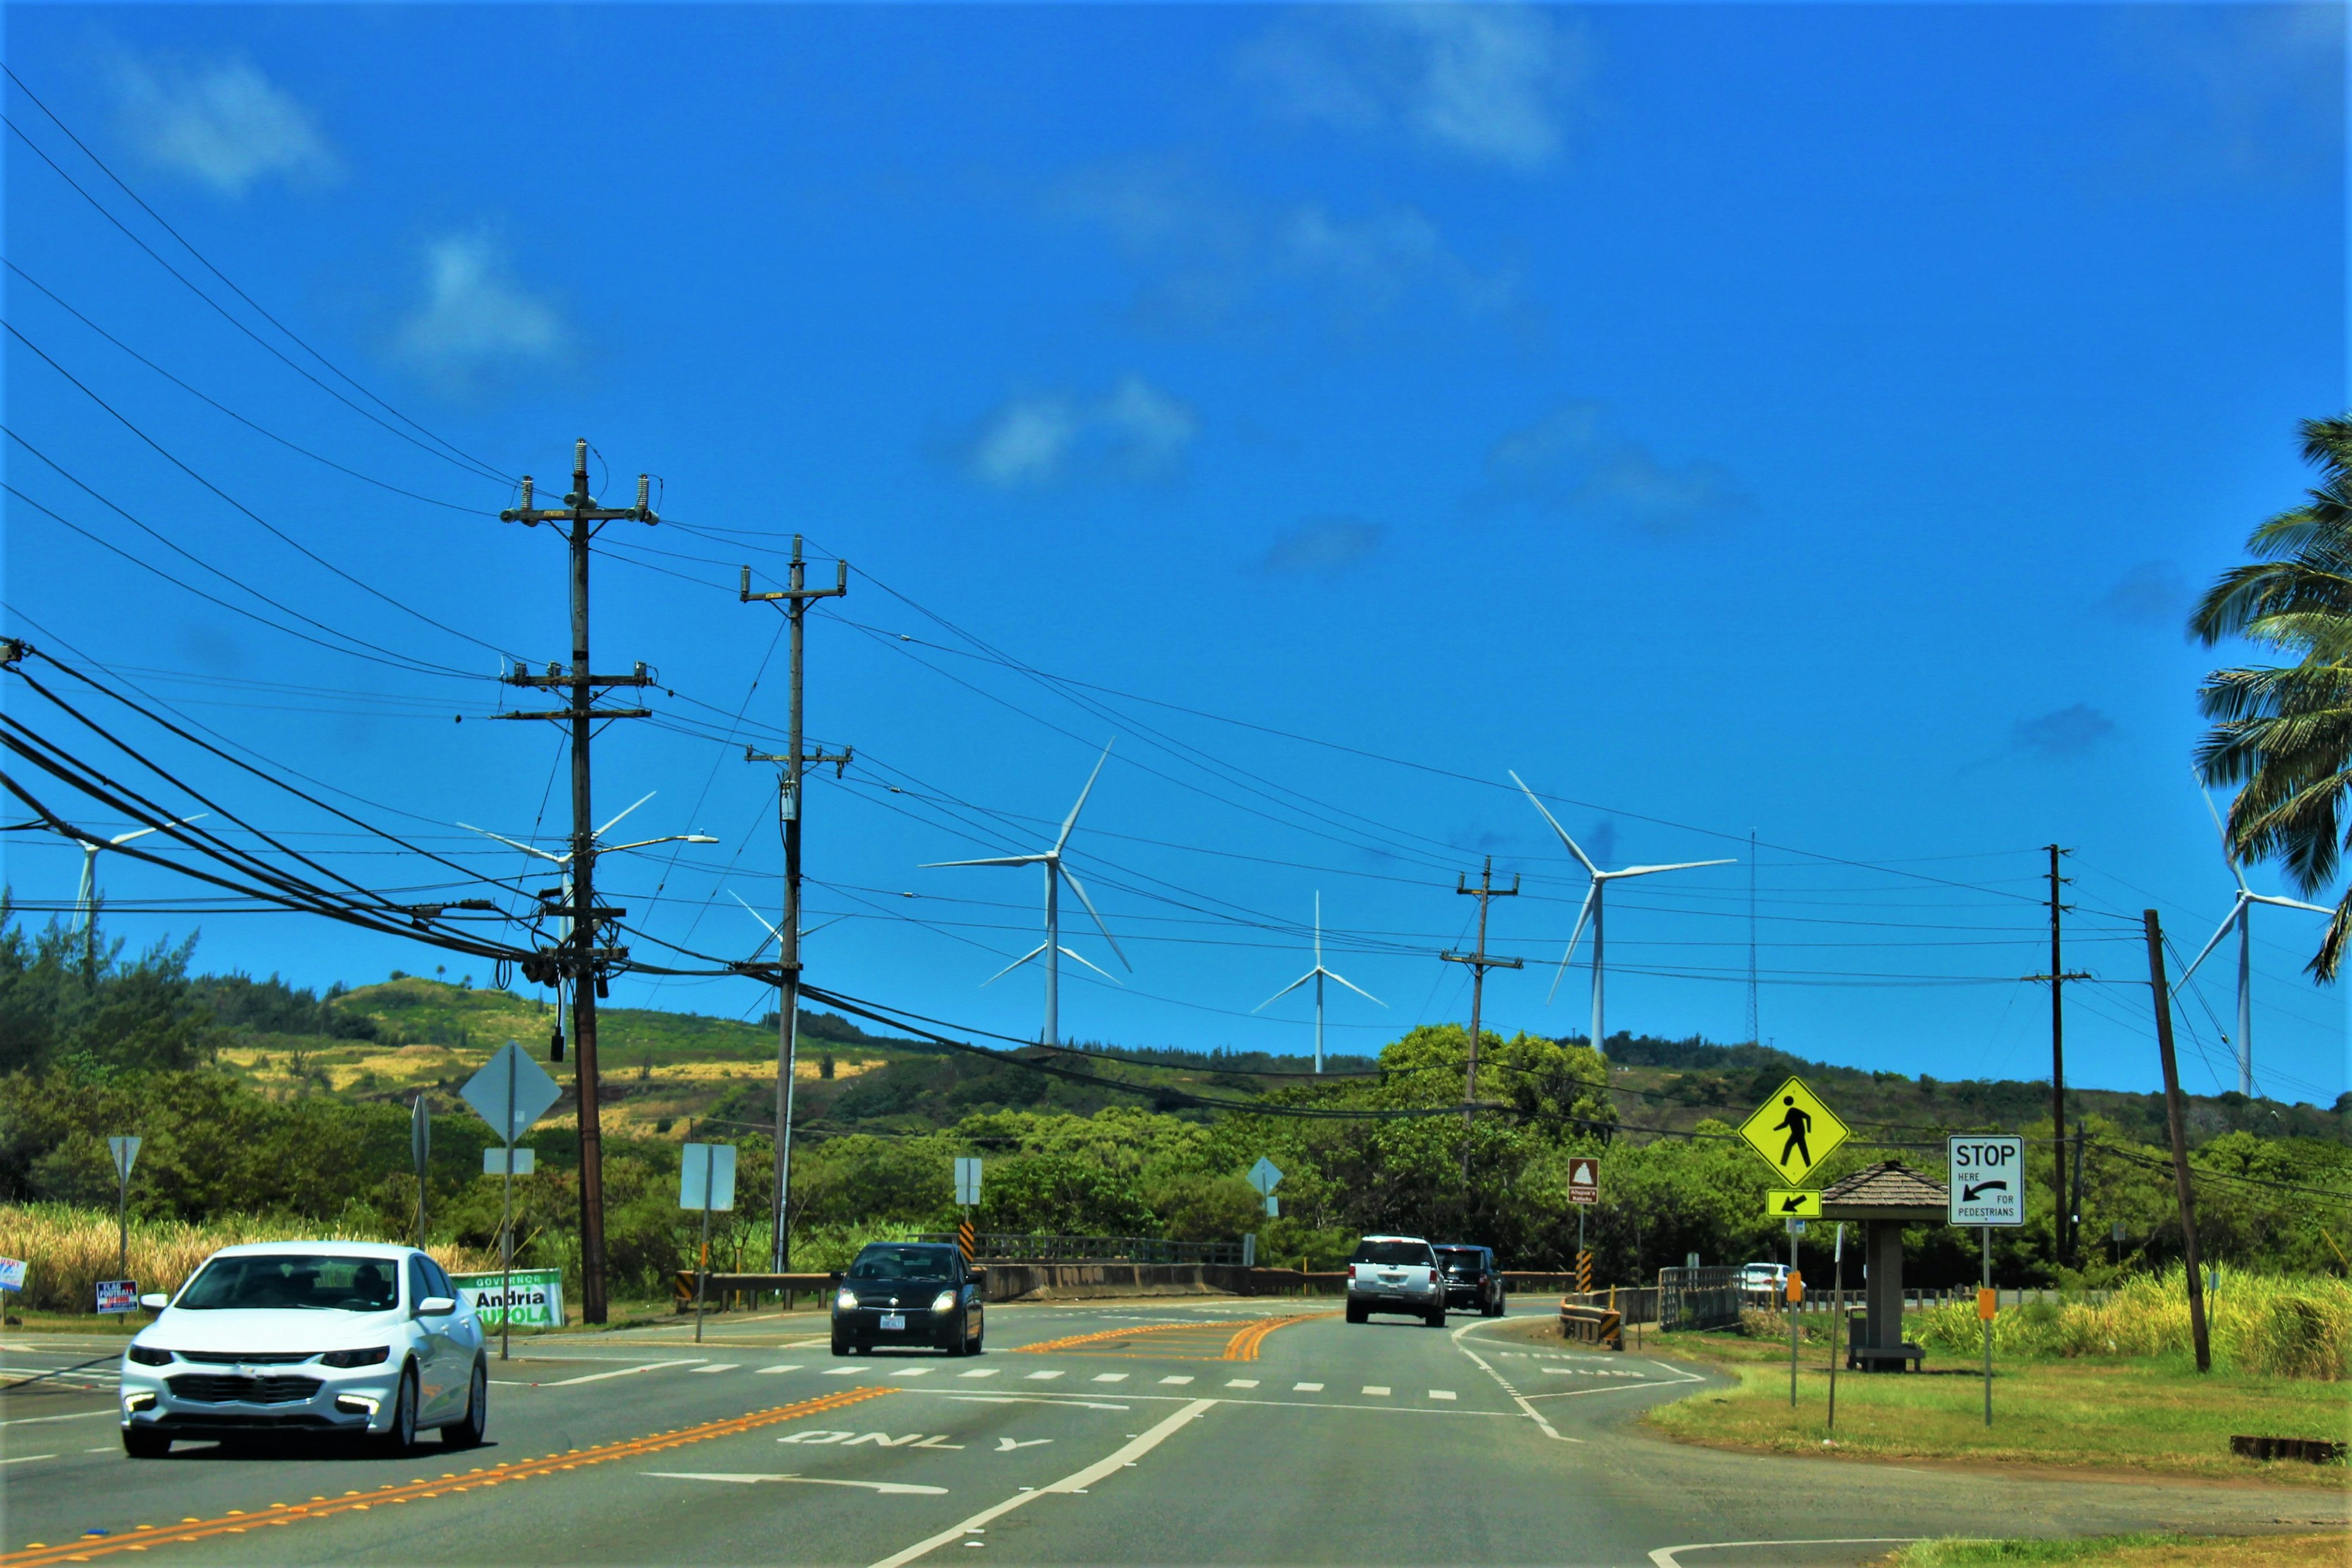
[119,1241,488,1457]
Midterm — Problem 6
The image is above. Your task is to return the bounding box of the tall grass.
[1914,1268,2352,1379]
[0,1204,498,1316]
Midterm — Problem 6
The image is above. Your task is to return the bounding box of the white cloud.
[1238,5,1589,171]
[1054,159,1515,334]
[111,55,339,197]
[963,375,1198,490]
[1483,402,1749,534]
[393,237,571,393]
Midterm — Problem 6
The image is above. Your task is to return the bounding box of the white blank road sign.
[954,1157,982,1207]
[1948,1134,2025,1226]
[682,1143,737,1212]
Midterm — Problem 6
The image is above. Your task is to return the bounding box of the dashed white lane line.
[757,1365,803,1374]
[546,1359,706,1387]
[1224,1379,1259,1389]
[0,1454,57,1466]
[892,1368,937,1379]
[647,1472,948,1496]
[824,1365,875,1376]
[691,1363,742,1374]
[1292,1382,1323,1392]
[1362,1385,1391,1397]
[1158,1376,1194,1385]
[958,1369,998,1379]
[1024,1370,1063,1381]
[863,1398,1216,1568]
[1091,1373,1128,1383]
[1428,1390,1457,1401]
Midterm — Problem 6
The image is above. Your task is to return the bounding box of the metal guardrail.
[914,1232,1250,1266]
[1656,1265,1744,1332]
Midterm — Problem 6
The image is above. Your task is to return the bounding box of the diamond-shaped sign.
[1737,1076,1849,1186]
[462,1041,562,1146]
[1248,1157,1283,1194]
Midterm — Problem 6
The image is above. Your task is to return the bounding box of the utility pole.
[1442,856,1522,1177]
[739,538,848,1275]
[496,439,657,1325]
[2141,909,2212,1373]
[2027,845,2090,1268]
[1746,829,1758,1046]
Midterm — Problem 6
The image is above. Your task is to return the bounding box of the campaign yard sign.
[451,1268,566,1330]
[96,1278,137,1314]
[0,1257,25,1293]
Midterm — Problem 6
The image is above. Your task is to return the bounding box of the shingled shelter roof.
[1818,1160,1948,1221]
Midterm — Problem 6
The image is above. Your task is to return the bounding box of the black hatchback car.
[1434,1245,1506,1317]
[831,1243,985,1356]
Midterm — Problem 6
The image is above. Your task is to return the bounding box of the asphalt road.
[2,1300,2339,1567]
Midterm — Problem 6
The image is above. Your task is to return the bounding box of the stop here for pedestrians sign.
[1948,1134,2024,1226]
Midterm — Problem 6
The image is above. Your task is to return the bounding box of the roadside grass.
[1883,1534,2347,1566]
[1645,1325,2350,1487]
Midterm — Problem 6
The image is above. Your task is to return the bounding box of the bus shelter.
[1818,1160,1948,1371]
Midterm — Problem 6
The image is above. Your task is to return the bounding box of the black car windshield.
[1353,1241,1434,1266]
[176,1254,400,1312]
[847,1246,959,1280]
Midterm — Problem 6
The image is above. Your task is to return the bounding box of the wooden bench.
[1846,1342,1924,1371]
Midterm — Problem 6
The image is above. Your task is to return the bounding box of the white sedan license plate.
[880,1313,906,1331]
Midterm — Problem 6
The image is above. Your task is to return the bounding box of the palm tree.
[2190,415,2352,979]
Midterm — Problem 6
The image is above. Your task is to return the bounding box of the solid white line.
[0,1410,116,1428]
[0,1453,57,1465]
[646,1472,947,1496]
[1521,1382,1693,1401]
[1649,1541,1918,1567]
[1449,1324,1580,1444]
[541,1359,706,1387]
[863,1398,1215,1568]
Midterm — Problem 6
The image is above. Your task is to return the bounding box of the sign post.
[1785,1218,1806,1406]
[1248,1157,1284,1218]
[1826,1222,1844,1432]
[1568,1156,1599,1289]
[680,1143,737,1344]
[461,1042,562,1362]
[1948,1133,2024,1425]
[411,1095,431,1250]
[107,1136,141,1281]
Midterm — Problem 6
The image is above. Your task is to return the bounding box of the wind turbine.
[461,792,715,941]
[1253,892,1384,1073]
[2174,790,2331,1097]
[72,815,207,967]
[1510,771,1733,1061]
[922,741,1129,1047]
[728,889,845,957]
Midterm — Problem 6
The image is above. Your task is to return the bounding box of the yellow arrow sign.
[1767,1189,1822,1218]
[1738,1076,1849,1185]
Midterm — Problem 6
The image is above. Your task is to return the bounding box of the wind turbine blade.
[921,854,1047,869]
[2246,893,2335,915]
[799,914,847,938]
[1548,888,1597,1006]
[1509,770,1599,877]
[111,813,205,847]
[2171,902,2244,989]
[981,943,1050,987]
[592,790,658,842]
[1611,859,1736,878]
[459,823,568,864]
[1056,944,1123,986]
[1055,739,1115,854]
[729,890,783,944]
[2202,788,2250,893]
[108,825,162,847]
[1324,968,1387,1007]
[1253,970,1320,1012]
[1057,864,1131,970]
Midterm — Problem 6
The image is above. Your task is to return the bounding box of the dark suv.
[831,1243,984,1356]
[1435,1245,1505,1317]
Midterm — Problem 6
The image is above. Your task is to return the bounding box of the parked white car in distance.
[118,1241,488,1458]
[1737,1261,1790,1303]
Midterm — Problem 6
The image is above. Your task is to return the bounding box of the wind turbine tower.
[2176,791,2331,1098]
[72,815,206,967]
[1510,771,1732,1060]
[923,741,1130,1047]
[1253,892,1385,1072]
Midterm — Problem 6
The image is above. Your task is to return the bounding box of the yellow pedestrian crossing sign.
[1767,1189,1822,1218]
[1738,1076,1848,1185]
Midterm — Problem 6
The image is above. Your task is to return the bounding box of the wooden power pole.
[740,537,847,1273]
[2030,845,2089,1267]
[496,439,657,1325]
[1442,856,1522,1172]
[2141,908,2212,1373]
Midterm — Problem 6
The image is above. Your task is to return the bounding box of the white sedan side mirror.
[417,1296,458,1316]
[139,1294,170,1311]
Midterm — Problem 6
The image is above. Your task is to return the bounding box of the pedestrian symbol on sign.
[1736,1077,1849,1185]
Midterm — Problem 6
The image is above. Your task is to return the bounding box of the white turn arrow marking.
[995,1438,1053,1452]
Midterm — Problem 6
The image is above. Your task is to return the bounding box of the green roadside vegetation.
[1883,1535,2347,1567]
[1644,1315,2351,1487]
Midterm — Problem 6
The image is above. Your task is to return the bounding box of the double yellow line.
[1223,1313,1329,1362]
[4,1385,897,1566]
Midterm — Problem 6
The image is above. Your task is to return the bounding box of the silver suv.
[1343,1235,1446,1327]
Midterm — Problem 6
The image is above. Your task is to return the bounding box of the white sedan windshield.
[176,1254,399,1312]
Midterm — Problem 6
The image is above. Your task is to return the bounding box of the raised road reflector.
[1766,1189,1821,1218]
[1737,1076,1849,1185]
[1568,1157,1599,1205]
[1948,1134,2025,1226]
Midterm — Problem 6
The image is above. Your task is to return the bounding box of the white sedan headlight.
[931,1290,958,1314]
[835,1288,859,1311]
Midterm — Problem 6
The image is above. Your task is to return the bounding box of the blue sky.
[4,4,2345,1105]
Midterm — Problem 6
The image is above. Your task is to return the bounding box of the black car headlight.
[835,1288,859,1312]
[930,1290,958,1314]
[126,1344,173,1366]
[320,1346,391,1368]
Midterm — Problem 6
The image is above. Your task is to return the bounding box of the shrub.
[1913,1268,2352,1379]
